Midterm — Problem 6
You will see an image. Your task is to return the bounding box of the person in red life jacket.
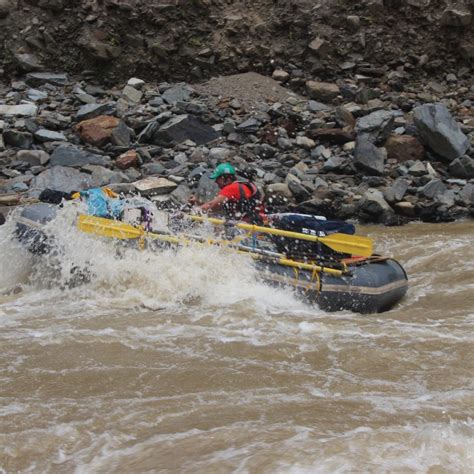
[196,163,265,224]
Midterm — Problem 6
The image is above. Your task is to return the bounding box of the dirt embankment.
[0,0,472,88]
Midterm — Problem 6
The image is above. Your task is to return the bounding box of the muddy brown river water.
[0,218,473,473]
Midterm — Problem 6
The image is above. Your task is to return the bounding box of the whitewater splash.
[0,205,308,314]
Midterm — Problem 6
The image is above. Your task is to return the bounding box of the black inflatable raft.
[15,203,408,313]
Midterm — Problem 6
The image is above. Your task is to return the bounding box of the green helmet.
[210,163,236,180]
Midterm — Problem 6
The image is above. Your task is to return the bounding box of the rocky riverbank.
[0,70,473,225]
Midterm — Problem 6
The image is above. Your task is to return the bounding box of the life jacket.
[223,180,264,224]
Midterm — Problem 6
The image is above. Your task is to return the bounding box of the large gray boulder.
[81,165,130,187]
[28,166,95,197]
[413,103,470,161]
[50,145,111,167]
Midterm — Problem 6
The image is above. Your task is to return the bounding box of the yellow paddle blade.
[77,215,143,239]
[77,215,182,244]
[311,232,373,257]
[187,215,373,257]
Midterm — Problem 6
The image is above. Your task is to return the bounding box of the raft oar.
[76,215,344,276]
[77,214,180,244]
[187,215,373,257]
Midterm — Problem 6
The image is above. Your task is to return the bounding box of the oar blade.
[319,233,373,257]
[77,215,142,239]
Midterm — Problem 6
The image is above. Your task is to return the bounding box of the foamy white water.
[1,211,473,473]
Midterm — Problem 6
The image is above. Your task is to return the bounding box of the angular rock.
[76,103,116,121]
[110,121,132,147]
[138,121,160,144]
[385,134,425,162]
[122,85,143,104]
[208,147,232,161]
[295,136,316,149]
[353,135,386,175]
[408,161,427,177]
[3,130,34,149]
[413,103,470,161]
[287,176,310,200]
[358,189,393,220]
[449,155,474,179]
[459,183,474,205]
[116,150,138,170]
[307,100,331,113]
[320,156,347,173]
[74,115,121,147]
[141,162,165,176]
[133,176,178,196]
[127,78,145,89]
[391,177,410,201]
[306,81,340,103]
[152,115,219,146]
[28,166,95,197]
[308,37,332,57]
[355,110,394,144]
[307,128,355,144]
[272,69,290,83]
[335,106,356,130]
[265,183,295,206]
[25,72,68,87]
[81,165,129,187]
[0,104,38,117]
[237,118,261,134]
[50,145,111,167]
[27,89,48,102]
[162,85,192,105]
[17,150,50,166]
[420,179,447,199]
[34,129,67,142]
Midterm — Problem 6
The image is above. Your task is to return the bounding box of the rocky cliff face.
[0,0,472,87]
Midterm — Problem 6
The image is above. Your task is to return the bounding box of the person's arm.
[199,194,227,212]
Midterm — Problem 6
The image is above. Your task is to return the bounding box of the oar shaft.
[187,214,372,256]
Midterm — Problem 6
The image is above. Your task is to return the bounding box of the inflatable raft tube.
[254,257,408,314]
[15,202,58,254]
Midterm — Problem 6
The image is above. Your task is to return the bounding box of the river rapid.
[0,214,473,473]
